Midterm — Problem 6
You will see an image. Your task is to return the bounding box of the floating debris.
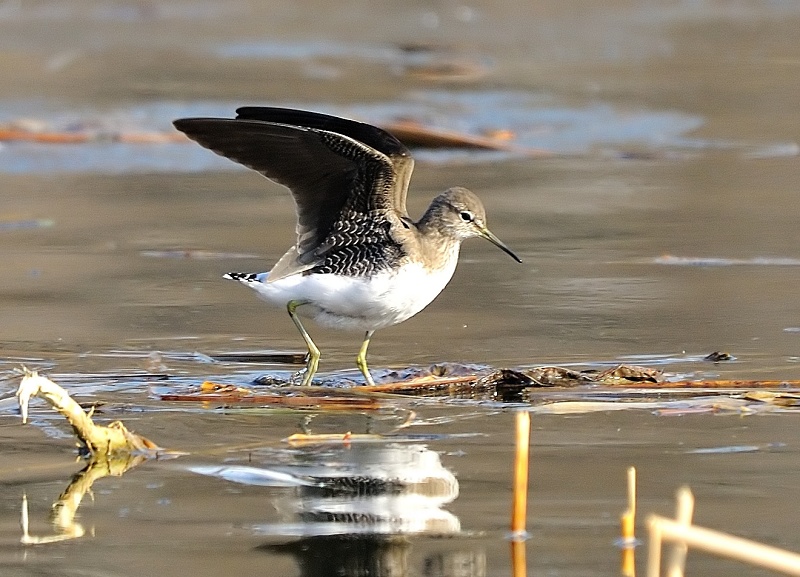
[16,368,159,456]
[519,365,590,386]
[15,370,175,545]
[742,391,800,406]
[0,115,542,155]
[287,432,353,445]
[361,373,486,396]
[146,357,800,415]
[0,122,187,144]
[591,364,664,384]
[159,381,384,411]
[381,119,551,156]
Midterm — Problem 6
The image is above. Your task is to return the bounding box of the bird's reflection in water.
[254,443,459,535]
[257,443,484,577]
[262,535,485,577]
[262,535,409,577]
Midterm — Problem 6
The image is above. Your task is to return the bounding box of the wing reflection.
[253,443,460,537]
[252,443,481,577]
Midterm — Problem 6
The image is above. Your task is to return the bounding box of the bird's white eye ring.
[459,211,473,222]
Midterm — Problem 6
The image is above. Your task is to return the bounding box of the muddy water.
[2,2,800,576]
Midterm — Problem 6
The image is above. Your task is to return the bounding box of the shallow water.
[2,1,800,575]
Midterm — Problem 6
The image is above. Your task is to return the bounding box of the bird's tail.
[223,272,264,284]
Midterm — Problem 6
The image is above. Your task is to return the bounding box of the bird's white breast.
[240,255,460,331]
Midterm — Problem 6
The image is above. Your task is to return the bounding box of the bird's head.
[425,187,521,263]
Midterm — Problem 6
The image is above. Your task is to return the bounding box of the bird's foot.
[290,368,313,386]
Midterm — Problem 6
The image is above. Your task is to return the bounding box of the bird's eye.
[459,211,474,222]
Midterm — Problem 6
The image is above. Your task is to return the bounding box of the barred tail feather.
[223,272,266,284]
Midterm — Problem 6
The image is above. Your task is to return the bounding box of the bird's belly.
[249,261,458,331]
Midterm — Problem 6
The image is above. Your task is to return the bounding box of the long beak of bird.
[479,227,522,263]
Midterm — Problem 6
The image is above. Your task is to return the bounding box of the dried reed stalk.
[648,514,800,576]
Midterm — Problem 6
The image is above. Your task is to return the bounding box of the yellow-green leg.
[356,330,376,386]
[287,300,319,386]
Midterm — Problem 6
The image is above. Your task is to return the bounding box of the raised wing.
[236,107,415,215]
[173,112,414,281]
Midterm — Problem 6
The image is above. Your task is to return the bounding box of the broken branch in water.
[15,369,176,545]
[15,368,159,456]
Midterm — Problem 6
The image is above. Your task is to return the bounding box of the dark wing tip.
[235,106,411,159]
[172,117,194,131]
[173,117,221,136]
[176,110,413,165]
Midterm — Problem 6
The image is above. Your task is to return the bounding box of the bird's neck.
[413,212,461,271]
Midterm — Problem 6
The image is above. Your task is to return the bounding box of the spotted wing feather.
[174,113,415,280]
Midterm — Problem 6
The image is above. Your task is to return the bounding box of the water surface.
[2,1,800,575]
